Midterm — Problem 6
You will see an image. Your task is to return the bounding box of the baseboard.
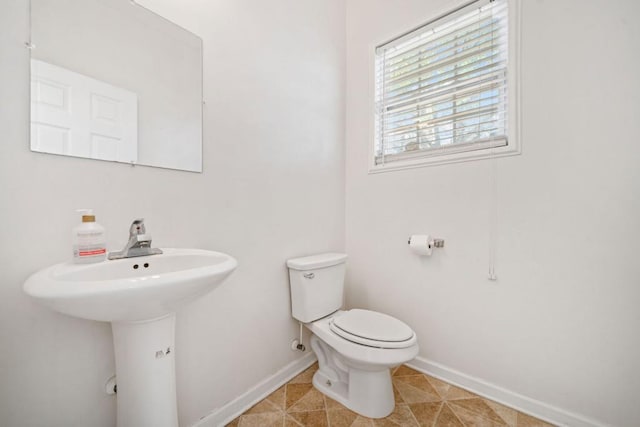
[192,352,317,427]
[406,356,606,427]
[191,352,604,427]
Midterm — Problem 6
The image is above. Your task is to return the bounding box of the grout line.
[405,401,422,427]
[263,397,283,413]
[432,402,445,427]
[323,395,331,427]
[284,410,304,427]
[446,402,470,427]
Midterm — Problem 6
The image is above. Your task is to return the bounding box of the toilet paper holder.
[407,237,445,248]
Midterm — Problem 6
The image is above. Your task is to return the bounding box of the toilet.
[287,253,419,419]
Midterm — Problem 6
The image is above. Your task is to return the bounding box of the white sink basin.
[24,247,237,427]
[23,248,237,322]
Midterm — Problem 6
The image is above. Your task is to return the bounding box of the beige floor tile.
[245,398,281,415]
[288,410,329,427]
[393,385,405,404]
[289,363,319,384]
[408,401,444,426]
[266,385,286,410]
[393,365,423,377]
[451,405,507,426]
[350,417,376,427]
[373,404,419,426]
[325,395,346,411]
[483,400,518,427]
[288,387,326,413]
[285,414,303,426]
[398,376,442,395]
[447,398,506,424]
[237,411,283,427]
[516,412,556,427]
[422,375,478,402]
[286,383,314,409]
[423,375,452,399]
[393,376,442,404]
[443,385,478,401]
[434,404,464,427]
[327,407,360,426]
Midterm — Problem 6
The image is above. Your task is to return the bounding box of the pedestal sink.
[23,248,237,427]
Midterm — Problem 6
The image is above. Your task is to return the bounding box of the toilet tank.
[287,253,348,323]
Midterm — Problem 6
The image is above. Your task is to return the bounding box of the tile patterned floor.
[226,363,556,427]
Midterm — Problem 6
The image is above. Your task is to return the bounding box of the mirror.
[30,0,203,172]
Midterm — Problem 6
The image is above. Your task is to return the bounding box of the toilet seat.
[306,309,419,368]
[329,309,416,349]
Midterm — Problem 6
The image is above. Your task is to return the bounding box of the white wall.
[345,0,640,426]
[0,0,345,426]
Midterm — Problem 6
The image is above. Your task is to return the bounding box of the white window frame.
[368,0,521,173]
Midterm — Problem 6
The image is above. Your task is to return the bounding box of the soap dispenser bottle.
[72,209,106,264]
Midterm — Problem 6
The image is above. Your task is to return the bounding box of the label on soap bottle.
[76,247,107,257]
[73,228,106,263]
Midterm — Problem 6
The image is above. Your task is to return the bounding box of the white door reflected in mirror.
[29,0,203,172]
[31,59,138,164]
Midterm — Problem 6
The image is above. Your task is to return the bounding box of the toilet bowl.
[287,253,419,419]
[306,309,418,418]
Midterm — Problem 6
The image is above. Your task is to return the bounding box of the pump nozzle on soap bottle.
[72,209,107,264]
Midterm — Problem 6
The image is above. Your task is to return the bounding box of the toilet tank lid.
[287,253,347,271]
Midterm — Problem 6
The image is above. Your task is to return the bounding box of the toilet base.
[310,335,395,419]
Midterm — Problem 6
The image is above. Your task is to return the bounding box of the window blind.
[374,0,509,166]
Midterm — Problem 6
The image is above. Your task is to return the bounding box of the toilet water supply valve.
[105,376,117,395]
[291,322,306,352]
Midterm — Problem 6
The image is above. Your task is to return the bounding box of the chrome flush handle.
[303,273,315,279]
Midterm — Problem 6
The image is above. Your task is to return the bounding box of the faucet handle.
[129,218,146,236]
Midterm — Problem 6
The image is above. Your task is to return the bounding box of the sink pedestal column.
[112,313,178,427]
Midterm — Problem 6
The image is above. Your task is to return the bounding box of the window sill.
[368,141,521,174]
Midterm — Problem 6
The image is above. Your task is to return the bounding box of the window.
[372,0,518,171]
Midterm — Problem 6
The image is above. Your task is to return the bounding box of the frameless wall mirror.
[29,0,203,172]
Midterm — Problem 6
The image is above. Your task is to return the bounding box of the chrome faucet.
[108,218,163,260]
